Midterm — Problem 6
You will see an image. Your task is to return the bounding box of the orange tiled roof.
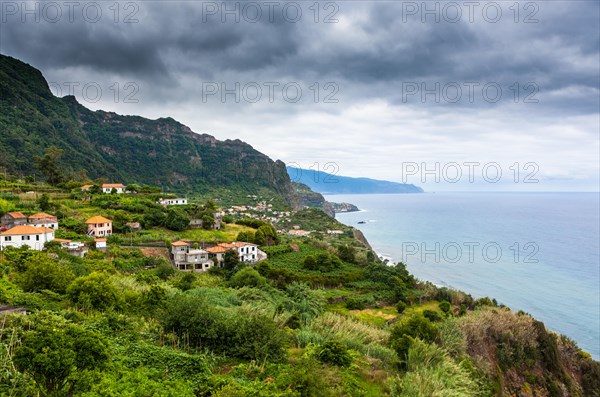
[1,225,50,236]
[94,238,107,242]
[81,185,93,189]
[86,216,112,224]
[102,183,124,188]
[218,242,257,249]
[5,212,26,219]
[28,212,57,220]
[171,241,190,246]
[206,246,227,253]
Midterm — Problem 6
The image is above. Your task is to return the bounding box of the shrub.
[423,310,442,322]
[396,301,407,314]
[390,313,438,360]
[317,340,352,367]
[439,301,451,314]
[228,268,267,289]
[161,294,286,362]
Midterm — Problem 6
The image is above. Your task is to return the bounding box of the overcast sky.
[1,0,598,191]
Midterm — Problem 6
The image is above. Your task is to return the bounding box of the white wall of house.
[0,230,54,251]
[102,187,124,194]
[237,244,258,262]
[30,221,59,229]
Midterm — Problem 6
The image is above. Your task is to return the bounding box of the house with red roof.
[0,212,28,229]
[0,225,55,251]
[86,216,113,237]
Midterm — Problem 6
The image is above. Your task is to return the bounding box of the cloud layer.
[1,0,598,190]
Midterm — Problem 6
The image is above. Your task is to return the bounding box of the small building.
[170,241,213,271]
[326,229,345,235]
[126,222,142,231]
[287,229,311,237]
[86,216,113,237]
[0,225,55,251]
[54,238,88,257]
[28,213,59,229]
[0,212,28,229]
[94,238,107,250]
[81,184,125,194]
[102,184,125,194]
[158,198,188,206]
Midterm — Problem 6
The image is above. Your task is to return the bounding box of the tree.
[337,244,356,263]
[34,146,65,185]
[126,184,141,193]
[165,208,190,231]
[257,224,279,246]
[228,267,267,289]
[67,272,123,311]
[223,249,241,272]
[13,320,109,397]
[254,229,266,246]
[201,214,215,230]
[37,193,51,211]
[17,253,75,294]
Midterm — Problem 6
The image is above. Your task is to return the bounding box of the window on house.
[36,235,40,241]
[5,237,11,242]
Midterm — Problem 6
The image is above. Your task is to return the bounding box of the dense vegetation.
[0,178,598,397]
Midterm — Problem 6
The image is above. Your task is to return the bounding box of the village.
[0,182,348,272]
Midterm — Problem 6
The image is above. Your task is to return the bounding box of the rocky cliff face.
[0,54,297,205]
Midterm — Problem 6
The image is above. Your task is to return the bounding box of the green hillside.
[0,54,296,204]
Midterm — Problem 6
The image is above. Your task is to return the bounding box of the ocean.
[327,192,600,359]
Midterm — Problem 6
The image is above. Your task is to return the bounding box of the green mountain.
[0,54,296,204]
[287,166,423,194]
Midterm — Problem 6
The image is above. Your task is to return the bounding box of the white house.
[0,225,55,251]
[287,229,311,237]
[101,184,125,194]
[218,242,260,263]
[28,213,59,229]
[81,184,125,194]
[158,198,188,206]
[94,238,107,250]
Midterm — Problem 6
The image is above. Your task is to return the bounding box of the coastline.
[328,192,600,360]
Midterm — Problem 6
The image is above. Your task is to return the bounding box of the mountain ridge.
[287,166,424,194]
[0,54,297,205]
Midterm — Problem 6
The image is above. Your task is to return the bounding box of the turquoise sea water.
[327,192,600,359]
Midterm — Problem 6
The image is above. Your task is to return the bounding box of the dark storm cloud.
[0,0,597,190]
[1,1,597,95]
